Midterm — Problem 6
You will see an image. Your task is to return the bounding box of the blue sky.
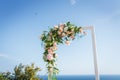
[0,0,120,75]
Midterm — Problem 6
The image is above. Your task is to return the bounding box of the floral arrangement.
[40,22,86,80]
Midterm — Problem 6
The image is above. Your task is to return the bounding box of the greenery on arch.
[40,22,86,80]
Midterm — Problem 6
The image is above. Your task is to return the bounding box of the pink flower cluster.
[53,23,85,46]
[46,42,58,61]
[43,23,86,61]
[41,22,86,75]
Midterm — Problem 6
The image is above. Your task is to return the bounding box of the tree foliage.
[0,63,41,80]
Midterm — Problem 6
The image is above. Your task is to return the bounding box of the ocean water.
[40,75,120,80]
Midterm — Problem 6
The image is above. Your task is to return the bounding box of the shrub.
[0,63,41,80]
[14,63,41,80]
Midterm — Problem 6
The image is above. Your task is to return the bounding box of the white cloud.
[0,53,13,60]
[70,0,76,5]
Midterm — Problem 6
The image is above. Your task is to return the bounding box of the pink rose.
[59,27,63,32]
[47,53,53,61]
[64,27,68,32]
[48,49,53,54]
[65,40,70,45]
[70,35,75,40]
[79,28,83,34]
[54,25,58,28]
[53,46,58,51]
[62,32,66,37]
[67,31,72,35]
[58,31,61,35]
[53,42,57,47]
[59,23,65,29]
[54,25,58,30]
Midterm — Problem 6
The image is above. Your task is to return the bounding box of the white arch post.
[82,26,99,80]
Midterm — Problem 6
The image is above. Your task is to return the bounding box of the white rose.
[64,27,68,32]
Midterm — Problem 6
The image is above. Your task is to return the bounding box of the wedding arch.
[40,22,99,80]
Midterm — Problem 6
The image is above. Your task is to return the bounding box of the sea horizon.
[39,75,120,80]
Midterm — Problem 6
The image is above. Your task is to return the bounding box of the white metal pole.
[91,27,99,80]
[82,26,99,80]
